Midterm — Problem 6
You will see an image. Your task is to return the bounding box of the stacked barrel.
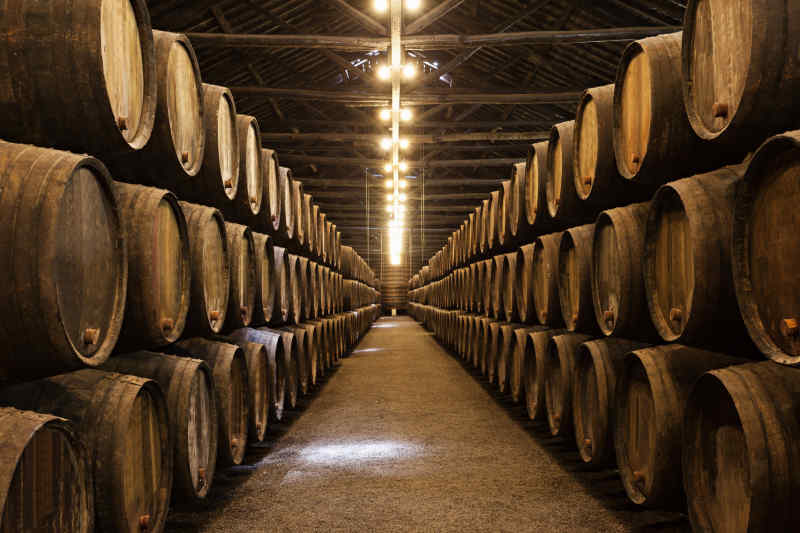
[0,2,379,531]
[410,5,800,530]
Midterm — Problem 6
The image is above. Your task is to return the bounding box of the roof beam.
[278,155,521,168]
[261,131,548,143]
[405,0,466,34]
[185,26,680,50]
[230,86,581,105]
[263,118,553,129]
[326,0,388,35]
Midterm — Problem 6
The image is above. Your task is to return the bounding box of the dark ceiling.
[146,0,685,275]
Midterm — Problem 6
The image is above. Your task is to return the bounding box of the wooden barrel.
[481,258,494,316]
[180,202,230,335]
[325,221,334,267]
[509,326,547,402]
[191,83,239,206]
[311,204,322,258]
[533,232,565,327]
[303,193,315,254]
[524,141,551,231]
[645,164,749,348]
[263,149,282,234]
[281,326,310,396]
[524,329,567,420]
[488,189,502,251]
[614,32,724,185]
[684,361,800,532]
[500,253,519,322]
[0,369,172,532]
[517,244,535,323]
[299,322,319,387]
[733,131,800,365]
[509,162,529,239]
[274,329,299,409]
[318,213,328,264]
[558,224,597,333]
[278,167,295,242]
[591,202,657,339]
[232,114,263,222]
[574,84,652,207]
[491,254,506,319]
[470,207,480,258]
[175,338,248,466]
[0,407,93,532]
[573,338,649,467]
[0,0,156,156]
[299,257,313,317]
[115,183,190,348]
[614,344,744,507]
[219,339,269,443]
[471,317,487,368]
[496,323,524,393]
[682,1,800,154]
[112,31,204,186]
[231,328,286,422]
[544,333,593,437]
[308,261,320,319]
[486,321,503,382]
[224,223,257,330]
[291,179,305,247]
[0,142,126,380]
[101,351,217,502]
[271,245,290,324]
[252,233,275,326]
[547,120,585,225]
[287,254,304,324]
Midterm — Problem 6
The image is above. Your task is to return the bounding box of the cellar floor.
[166,316,688,532]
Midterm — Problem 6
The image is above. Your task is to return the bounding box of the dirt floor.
[166,316,689,532]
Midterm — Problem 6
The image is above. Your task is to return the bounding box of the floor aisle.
[167,316,688,532]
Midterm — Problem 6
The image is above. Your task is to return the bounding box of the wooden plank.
[405,0,466,34]
[278,154,522,168]
[325,0,388,35]
[261,131,549,143]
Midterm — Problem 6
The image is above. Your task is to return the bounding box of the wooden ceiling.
[146,0,684,274]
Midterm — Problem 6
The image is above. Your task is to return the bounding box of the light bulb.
[399,161,409,172]
[399,138,410,149]
[374,0,388,12]
[384,179,393,188]
[399,179,407,189]
[380,137,392,150]
[384,163,392,172]
[406,0,421,10]
[386,193,393,201]
[398,204,406,213]
[399,193,407,202]
[379,109,391,121]
[402,64,416,79]
[377,65,391,80]
[385,204,393,212]
[400,108,413,121]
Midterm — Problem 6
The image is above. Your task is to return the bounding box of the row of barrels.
[411,303,800,532]
[340,245,377,287]
[0,305,379,533]
[416,4,800,284]
[0,0,376,273]
[410,128,800,365]
[0,139,379,383]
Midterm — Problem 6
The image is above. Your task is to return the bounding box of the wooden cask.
[218,339,269,443]
[533,232,565,327]
[544,333,593,437]
[299,257,313,317]
[614,344,743,508]
[733,131,800,365]
[224,223,257,330]
[190,83,239,206]
[101,351,217,502]
[111,31,204,186]
[481,258,495,317]
[281,326,310,397]
[500,253,519,322]
[230,328,286,423]
[517,244,536,324]
[291,179,305,247]
[614,32,724,185]
[645,164,750,348]
[488,189,502,251]
[0,408,93,533]
[486,321,503,382]
[471,317,489,369]
[684,361,800,532]
[0,369,172,533]
[115,183,190,348]
[318,213,328,264]
[591,202,657,339]
[175,338,248,466]
[509,162,530,239]
[299,322,319,388]
[278,167,295,242]
[524,141,551,231]
[574,84,652,208]
[524,329,567,421]
[308,261,320,319]
[311,204,322,258]
[263,149,282,234]
[252,233,275,326]
[682,0,800,154]
[547,121,586,225]
[0,0,156,156]
[232,114,263,223]
[303,193,315,254]
[558,224,597,333]
[273,329,299,409]
[325,221,334,268]
[572,338,648,466]
[491,254,506,319]
[0,142,126,380]
[496,323,524,394]
[509,326,547,403]
[180,202,230,335]
[480,199,491,254]
[287,254,304,324]
[271,245,290,324]
[470,208,480,258]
